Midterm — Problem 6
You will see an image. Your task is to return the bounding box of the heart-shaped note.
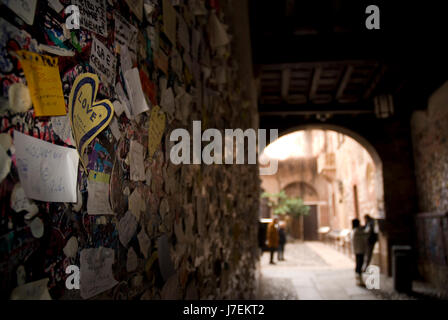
[68,73,114,167]
[148,105,166,160]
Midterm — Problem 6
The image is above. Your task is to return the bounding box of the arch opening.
[258,125,387,277]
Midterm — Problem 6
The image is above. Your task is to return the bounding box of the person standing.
[351,218,367,286]
[363,214,378,272]
[266,217,279,264]
[278,222,287,261]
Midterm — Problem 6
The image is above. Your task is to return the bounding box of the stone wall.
[411,81,448,292]
[0,0,260,300]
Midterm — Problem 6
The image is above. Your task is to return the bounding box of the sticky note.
[17,50,66,116]
[148,105,166,160]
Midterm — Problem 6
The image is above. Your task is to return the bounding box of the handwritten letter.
[14,131,79,203]
[74,0,107,36]
[80,247,118,299]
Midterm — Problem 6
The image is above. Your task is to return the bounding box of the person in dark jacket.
[362,214,378,272]
[266,217,279,264]
[278,222,287,261]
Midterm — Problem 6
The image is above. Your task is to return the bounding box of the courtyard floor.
[257,241,382,300]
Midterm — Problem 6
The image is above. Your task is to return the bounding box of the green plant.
[261,190,310,217]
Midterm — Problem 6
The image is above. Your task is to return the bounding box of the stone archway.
[276,124,385,220]
[260,125,389,272]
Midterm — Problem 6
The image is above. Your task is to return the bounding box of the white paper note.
[118,211,138,247]
[128,188,146,221]
[120,46,133,73]
[115,14,138,62]
[48,0,64,13]
[0,144,11,183]
[90,37,117,86]
[51,115,75,146]
[115,83,132,119]
[124,68,150,116]
[2,0,38,25]
[10,278,52,300]
[112,100,125,117]
[129,140,146,181]
[109,117,121,141]
[74,0,107,36]
[80,247,118,299]
[87,178,114,215]
[14,131,79,203]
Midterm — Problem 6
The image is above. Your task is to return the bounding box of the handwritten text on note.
[14,131,79,203]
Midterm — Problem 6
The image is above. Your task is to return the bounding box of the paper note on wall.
[163,0,177,44]
[118,211,138,247]
[74,0,107,37]
[160,87,175,117]
[115,83,132,119]
[90,37,117,87]
[148,105,166,159]
[129,140,146,181]
[124,68,150,116]
[128,188,146,221]
[14,131,79,203]
[0,145,11,183]
[124,0,143,21]
[2,0,38,25]
[115,13,138,61]
[17,51,66,116]
[80,247,118,299]
[51,115,75,146]
[68,73,114,167]
[87,171,114,215]
[10,278,52,300]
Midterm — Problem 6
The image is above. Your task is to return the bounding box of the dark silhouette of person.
[266,217,279,264]
[363,214,378,272]
[351,218,367,286]
[278,222,286,261]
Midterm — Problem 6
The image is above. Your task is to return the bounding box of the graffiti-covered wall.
[411,81,448,293]
[0,0,260,299]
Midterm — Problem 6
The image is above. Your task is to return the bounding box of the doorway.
[303,205,318,241]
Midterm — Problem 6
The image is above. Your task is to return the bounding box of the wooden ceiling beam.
[309,66,322,100]
[281,68,291,100]
[336,65,354,100]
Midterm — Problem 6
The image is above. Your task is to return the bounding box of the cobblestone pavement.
[257,241,446,300]
[257,241,382,300]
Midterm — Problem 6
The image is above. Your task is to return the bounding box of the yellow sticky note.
[148,105,166,159]
[17,50,66,116]
[68,73,114,168]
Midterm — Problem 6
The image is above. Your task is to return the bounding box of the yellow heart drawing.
[148,105,166,159]
[68,73,114,167]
